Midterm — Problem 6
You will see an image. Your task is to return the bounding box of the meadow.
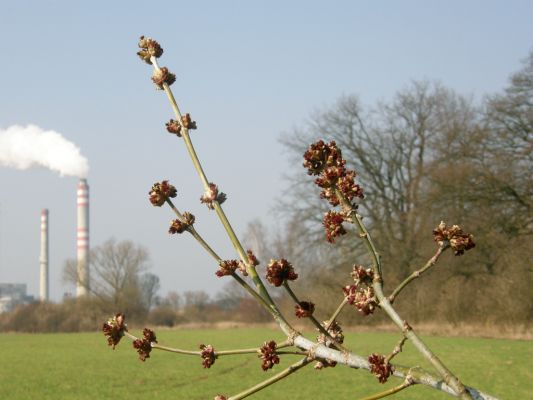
[1,327,530,399]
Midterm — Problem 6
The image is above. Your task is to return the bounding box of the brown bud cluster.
[295,301,315,318]
[265,259,298,287]
[137,36,163,64]
[149,180,177,207]
[151,67,176,89]
[133,328,158,362]
[433,221,476,255]
[200,344,216,368]
[323,211,347,243]
[303,140,364,207]
[166,119,182,136]
[259,340,280,371]
[216,259,239,277]
[181,113,197,130]
[200,183,227,209]
[246,250,260,267]
[214,396,227,400]
[315,321,344,369]
[169,212,195,234]
[368,353,393,383]
[102,313,127,349]
[350,265,374,286]
[343,285,377,315]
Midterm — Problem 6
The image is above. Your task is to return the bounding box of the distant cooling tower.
[76,179,90,297]
[39,209,49,301]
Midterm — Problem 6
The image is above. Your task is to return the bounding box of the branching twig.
[358,376,415,400]
[283,281,349,352]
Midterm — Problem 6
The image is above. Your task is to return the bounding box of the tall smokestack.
[76,179,90,297]
[39,209,49,301]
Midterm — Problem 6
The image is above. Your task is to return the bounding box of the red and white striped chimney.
[76,179,90,297]
[39,209,49,301]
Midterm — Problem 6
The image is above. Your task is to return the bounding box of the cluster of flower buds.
[200,344,216,368]
[200,183,227,209]
[168,212,195,234]
[166,119,182,136]
[181,113,197,130]
[137,36,163,64]
[149,180,177,207]
[214,395,227,400]
[303,140,364,207]
[433,221,476,256]
[351,265,374,286]
[315,321,344,369]
[368,353,393,383]
[151,67,176,90]
[342,265,377,315]
[259,340,280,371]
[216,259,239,277]
[295,301,315,318]
[343,285,377,315]
[133,328,157,362]
[102,313,127,349]
[265,259,298,287]
[323,210,348,243]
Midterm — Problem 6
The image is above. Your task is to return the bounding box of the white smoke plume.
[0,124,89,177]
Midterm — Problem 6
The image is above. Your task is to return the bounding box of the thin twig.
[228,357,311,400]
[358,376,415,400]
[388,246,447,303]
[325,297,349,331]
[385,337,407,364]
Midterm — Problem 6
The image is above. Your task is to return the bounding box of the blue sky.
[1,0,532,301]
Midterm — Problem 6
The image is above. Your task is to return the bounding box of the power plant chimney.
[76,179,90,297]
[39,209,49,301]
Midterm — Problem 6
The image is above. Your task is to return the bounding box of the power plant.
[76,178,90,297]
[39,209,49,301]
[37,179,91,301]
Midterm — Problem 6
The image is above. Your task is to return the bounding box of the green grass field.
[1,328,530,399]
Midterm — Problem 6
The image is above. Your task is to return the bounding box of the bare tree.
[280,82,480,282]
[63,238,155,316]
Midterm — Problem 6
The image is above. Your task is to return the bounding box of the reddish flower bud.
[368,353,393,383]
[200,183,227,209]
[166,119,182,136]
[295,301,315,318]
[133,338,153,361]
[143,328,157,343]
[151,67,176,89]
[102,313,127,349]
[137,36,163,64]
[149,180,177,207]
[265,259,298,287]
[259,340,280,371]
[350,265,374,286]
[246,250,260,267]
[200,344,216,368]
[181,113,197,130]
[433,221,475,255]
[323,211,347,243]
[214,396,227,400]
[303,140,343,176]
[343,285,377,315]
[169,214,194,234]
[216,260,239,277]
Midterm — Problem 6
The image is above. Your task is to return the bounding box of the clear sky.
[0,0,532,302]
